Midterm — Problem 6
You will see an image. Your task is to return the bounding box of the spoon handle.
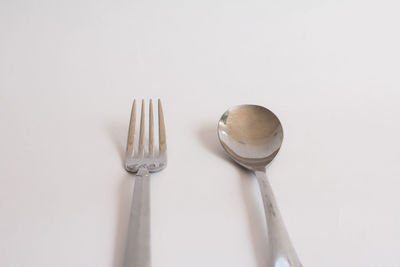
[254,170,302,267]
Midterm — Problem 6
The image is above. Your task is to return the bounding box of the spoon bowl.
[218,104,283,170]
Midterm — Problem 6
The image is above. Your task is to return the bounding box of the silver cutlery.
[218,104,302,267]
[123,99,167,267]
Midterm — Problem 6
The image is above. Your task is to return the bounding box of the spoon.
[218,104,302,267]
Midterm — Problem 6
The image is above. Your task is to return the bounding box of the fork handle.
[254,170,302,267]
[123,174,151,267]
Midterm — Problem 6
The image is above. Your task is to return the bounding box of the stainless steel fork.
[123,99,167,267]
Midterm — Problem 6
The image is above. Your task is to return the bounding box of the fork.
[123,99,167,267]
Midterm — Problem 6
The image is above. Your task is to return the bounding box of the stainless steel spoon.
[218,104,302,267]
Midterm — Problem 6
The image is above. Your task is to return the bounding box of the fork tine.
[126,99,136,156]
[138,99,145,155]
[149,99,154,155]
[158,99,167,154]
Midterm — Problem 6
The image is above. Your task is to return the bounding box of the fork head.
[125,99,167,173]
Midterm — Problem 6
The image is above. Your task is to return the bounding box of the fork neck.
[137,167,150,177]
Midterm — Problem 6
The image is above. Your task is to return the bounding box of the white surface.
[1,0,400,266]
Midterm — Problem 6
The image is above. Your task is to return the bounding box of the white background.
[1,0,400,266]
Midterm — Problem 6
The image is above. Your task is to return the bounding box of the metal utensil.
[123,99,167,267]
[217,104,302,267]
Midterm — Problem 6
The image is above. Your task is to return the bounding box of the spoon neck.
[253,166,266,173]
[254,169,267,183]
